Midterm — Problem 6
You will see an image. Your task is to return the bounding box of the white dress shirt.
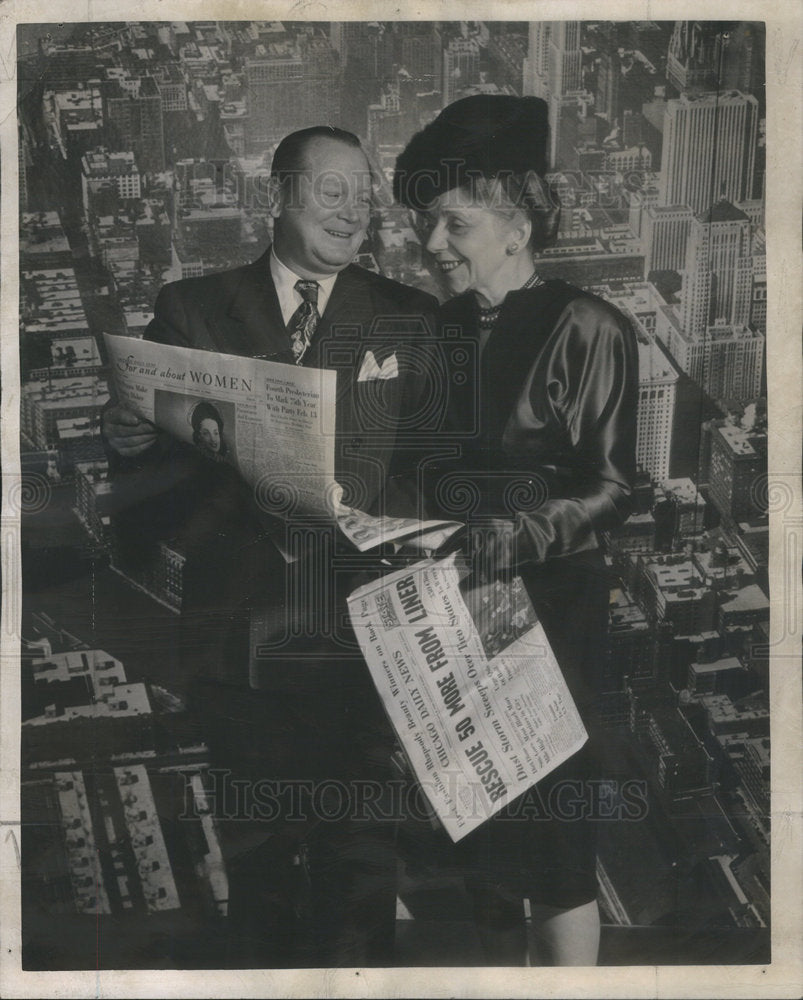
[270,248,339,326]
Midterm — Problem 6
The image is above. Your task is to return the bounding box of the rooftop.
[672,90,758,108]
[55,88,101,111]
[23,681,152,725]
[661,478,705,505]
[647,203,693,218]
[21,214,70,254]
[638,340,678,384]
[698,198,750,226]
[700,693,769,724]
[690,656,744,675]
[648,557,701,591]
[83,149,139,176]
[744,736,770,768]
[716,424,758,457]
[693,546,752,581]
[37,386,110,410]
[626,512,656,525]
[56,417,99,440]
[719,584,770,614]
[610,603,650,630]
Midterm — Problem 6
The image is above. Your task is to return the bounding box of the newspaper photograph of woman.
[190,401,229,459]
[152,394,235,462]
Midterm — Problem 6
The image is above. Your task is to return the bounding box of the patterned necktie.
[287,279,320,364]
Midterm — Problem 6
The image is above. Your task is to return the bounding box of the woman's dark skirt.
[453,547,611,913]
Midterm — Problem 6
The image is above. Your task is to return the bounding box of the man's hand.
[102,404,159,457]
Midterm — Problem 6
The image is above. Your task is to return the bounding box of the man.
[103,126,439,966]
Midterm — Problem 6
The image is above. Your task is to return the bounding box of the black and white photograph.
[2,3,801,997]
[155,394,234,459]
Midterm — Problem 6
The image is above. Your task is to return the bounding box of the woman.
[190,401,228,459]
[394,95,638,966]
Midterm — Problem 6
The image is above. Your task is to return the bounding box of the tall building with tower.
[522,22,550,99]
[546,22,584,169]
[680,200,753,337]
[667,21,764,102]
[658,91,758,215]
[547,21,582,95]
[667,21,726,93]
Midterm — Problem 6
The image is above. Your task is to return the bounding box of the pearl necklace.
[477,271,544,329]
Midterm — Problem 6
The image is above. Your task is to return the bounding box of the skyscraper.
[655,307,764,402]
[442,37,480,104]
[666,21,723,93]
[658,91,758,215]
[680,200,753,336]
[245,35,340,151]
[397,23,442,85]
[636,339,680,481]
[546,22,583,169]
[103,76,165,173]
[522,22,550,99]
[597,49,622,122]
[642,205,695,273]
[19,123,29,212]
[667,21,764,103]
[547,21,582,95]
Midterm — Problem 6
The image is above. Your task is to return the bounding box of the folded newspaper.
[347,553,588,842]
[104,334,460,552]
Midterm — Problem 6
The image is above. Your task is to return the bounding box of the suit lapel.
[222,247,293,361]
[303,266,395,513]
[213,258,402,513]
[303,265,372,398]
[321,264,374,333]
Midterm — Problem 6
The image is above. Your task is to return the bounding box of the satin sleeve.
[500,296,638,565]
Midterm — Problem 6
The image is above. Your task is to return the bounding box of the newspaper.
[103,334,460,550]
[347,552,588,842]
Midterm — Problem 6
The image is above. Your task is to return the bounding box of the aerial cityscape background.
[17,19,770,968]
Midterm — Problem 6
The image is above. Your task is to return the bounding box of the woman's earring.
[506,243,519,255]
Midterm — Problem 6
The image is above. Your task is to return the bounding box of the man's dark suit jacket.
[108,249,439,714]
[104,250,439,961]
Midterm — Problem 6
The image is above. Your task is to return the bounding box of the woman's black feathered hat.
[393,95,550,212]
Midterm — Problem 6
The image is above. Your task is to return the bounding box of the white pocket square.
[357,350,398,382]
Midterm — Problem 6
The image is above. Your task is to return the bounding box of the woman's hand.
[470,517,522,579]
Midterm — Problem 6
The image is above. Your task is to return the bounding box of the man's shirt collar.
[270,247,339,326]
